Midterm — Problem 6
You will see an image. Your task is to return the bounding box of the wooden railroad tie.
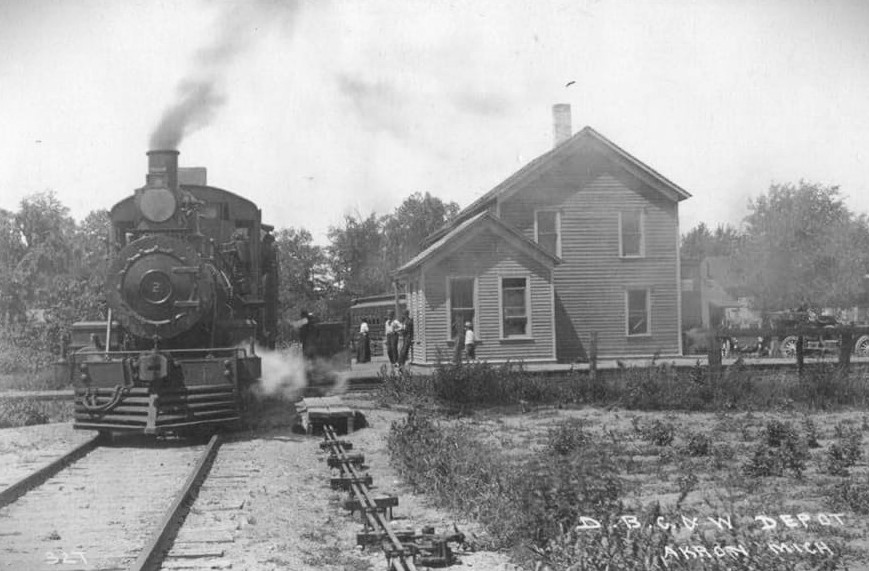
[343,494,398,520]
[319,439,353,450]
[330,474,373,490]
[327,453,365,468]
[296,396,358,435]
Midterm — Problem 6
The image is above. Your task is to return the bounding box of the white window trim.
[498,275,533,340]
[534,209,562,257]
[445,275,477,341]
[625,288,651,337]
[618,211,645,258]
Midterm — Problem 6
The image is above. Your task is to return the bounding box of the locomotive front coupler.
[137,339,170,382]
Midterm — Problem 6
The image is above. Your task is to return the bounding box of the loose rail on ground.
[321,423,465,570]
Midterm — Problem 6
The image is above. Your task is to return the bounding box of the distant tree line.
[2,179,864,372]
[681,181,869,315]
[0,190,458,370]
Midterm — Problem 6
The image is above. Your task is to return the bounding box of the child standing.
[464,321,477,360]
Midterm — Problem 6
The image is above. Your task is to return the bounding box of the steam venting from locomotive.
[150,1,300,149]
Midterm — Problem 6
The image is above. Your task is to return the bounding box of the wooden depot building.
[393,104,691,365]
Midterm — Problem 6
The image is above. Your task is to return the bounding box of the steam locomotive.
[61,150,278,435]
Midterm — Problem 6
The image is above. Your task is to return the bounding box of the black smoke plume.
[149,1,299,150]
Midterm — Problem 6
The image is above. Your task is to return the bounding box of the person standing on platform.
[464,321,477,361]
[385,310,399,366]
[297,310,316,359]
[398,311,413,367]
[357,317,371,363]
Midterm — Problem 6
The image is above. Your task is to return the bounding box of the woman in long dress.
[357,317,371,363]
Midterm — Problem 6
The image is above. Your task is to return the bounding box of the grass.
[377,358,869,414]
[384,361,869,569]
[0,338,70,427]
[390,408,866,569]
[0,397,72,428]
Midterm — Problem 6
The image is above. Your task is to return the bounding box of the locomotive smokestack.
[146,150,180,190]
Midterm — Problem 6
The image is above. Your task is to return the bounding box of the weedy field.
[382,361,869,570]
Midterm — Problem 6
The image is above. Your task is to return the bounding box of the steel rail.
[129,433,223,571]
[0,433,103,509]
[323,425,418,571]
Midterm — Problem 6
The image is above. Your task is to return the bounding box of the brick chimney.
[553,104,572,147]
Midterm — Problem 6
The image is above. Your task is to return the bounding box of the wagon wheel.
[855,335,869,357]
[780,336,799,358]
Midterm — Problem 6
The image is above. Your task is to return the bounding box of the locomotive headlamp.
[139,187,177,223]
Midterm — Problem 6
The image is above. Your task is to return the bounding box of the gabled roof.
[424,126,691,247]
[393,211,561,277]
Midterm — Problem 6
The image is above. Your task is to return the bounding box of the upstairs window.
[535,210,561,256]
[620,211,644,257]
[448,277,475,340]
[626,289,650,336]
[501,277,529,337]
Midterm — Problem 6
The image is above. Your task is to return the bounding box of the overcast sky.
[1,0,868,243]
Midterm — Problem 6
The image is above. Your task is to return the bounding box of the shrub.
[379,360,572,409]
[743,442,785,477]
[803,417,821,448]
[763,420,797,447]
[0,321,65,375]
[743,422,809,478]
[825,427,863,476]
[710,443,736,470]
[632,418,675,447]
[682,430,712,456]
[829,475,869,515]
[0,398,52,428]
[545,418,588,456]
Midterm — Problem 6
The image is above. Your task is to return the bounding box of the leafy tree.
[735,181,869,312]
[0,208,25,324]
[382,192,459,268]
[12,192,75,308]
[274,227,330,322]
[72,210,110,277]
[680,222,742,260]
[65,209,111,322]
[327,212,389,298]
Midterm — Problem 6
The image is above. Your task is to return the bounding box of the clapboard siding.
[499,150,680,359]
[421,229,556,363]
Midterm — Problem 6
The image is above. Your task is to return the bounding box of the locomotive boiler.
[63,150,278,435]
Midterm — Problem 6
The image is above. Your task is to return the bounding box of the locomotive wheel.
[855,335,869,357]
[780,336,799,358]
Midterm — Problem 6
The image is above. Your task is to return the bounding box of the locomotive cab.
[68,150,276,435]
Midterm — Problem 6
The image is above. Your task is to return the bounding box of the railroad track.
[321,423,464,571]
[0,433,224,570]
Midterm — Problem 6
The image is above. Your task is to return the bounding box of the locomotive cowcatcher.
[60,150,279,435]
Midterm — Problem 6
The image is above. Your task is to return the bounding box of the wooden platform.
[295,397,357,435]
